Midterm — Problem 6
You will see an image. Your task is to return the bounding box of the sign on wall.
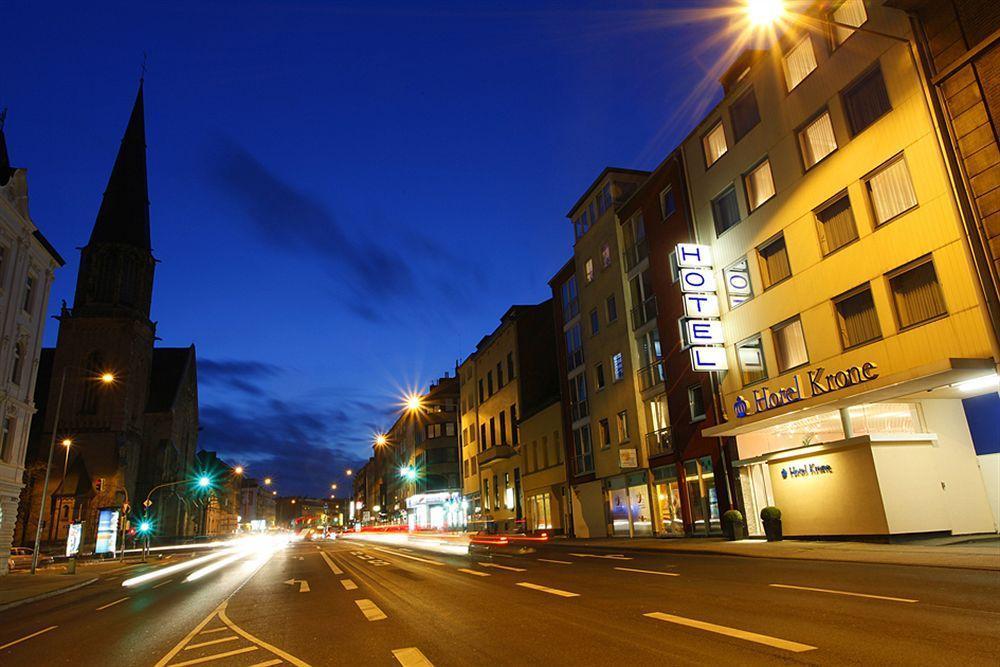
[95,509,119,555]
[66,523,82,557]
[733,362,879,418]
[619,448,638,468]
[676,243,727,371]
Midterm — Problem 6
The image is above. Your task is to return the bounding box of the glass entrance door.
[653,465,684,536]
[684,456,721,535]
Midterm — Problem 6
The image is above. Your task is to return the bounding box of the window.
[659,186,677,219]
[772,317,809,372]
[725,257,753,308]
[612,353,625,381]
[831,0,867,46]
[688,385,706,422]
[616,410,630,442]
[427,424,442,439]
[0,416,12,462]
[507,352,515,380]
[737,335,767,385]
[23,275,34,313]
[565,324,584,371]
[815,192,858,254]
[10,342,23,386]
[489,417,496,447]
[601,244,612,268]
[835,287,882,350]
[866,156,917,225]
[589,308,600,336]
[730,87,760,142]
[703,120,728,167]
[487,371,494,396]
[711,186,740,236]
[561,276,579,321]
[480,423,487,448]
[595,363,606,391]
[478,379,484,403]
[598,418,611,448]
[510,404,518,445]
[598,183,613,214]
[844,67,891,136]
[570,373,589,422]
[585,259,595,283]
[494,474,501,509]
[758,235,791,288]
[483,478,490,510]
[606,295,618,322]
[497,362,504,388]
[572,425,594,475]
[744,159,775,211]
[799,110,837,168]
[782,35,817,91]
[889,257,947,329]
[499,411,507,445]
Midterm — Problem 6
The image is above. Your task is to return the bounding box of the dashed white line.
[355,598,388,621]
[96,596,129,611]
[644,612,817,652]
[153,579,174,589]
[457,568,490,577]
[320,551,344,575]
[569,553,632,560]
[516,582,580,597]
[478,562,526,572]
[538,558,572,565]
[614,567,679,577]
[769,583,918,603]
[393,646,435,666]
[341,579,358,590]
[0,626,57,651]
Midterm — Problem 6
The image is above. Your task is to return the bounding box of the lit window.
[844,67,891,136]
[831,0,867,46]
[585,259,595,283]
[612,353,625,381]
[815,192,858,255]
[598,418,611,448]
[866,156,917,225]
[782,35,817,91]
[799,110,837,168]
[833,284,881,349]
[737,335,767,385]
[889,257,947,330]
[758,235,791,289]
[730,87,760,142]
[702,121,728,168]
[772,317,809,372]
[744,159,775,211]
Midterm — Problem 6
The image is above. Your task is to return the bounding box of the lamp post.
[31,367,115,574]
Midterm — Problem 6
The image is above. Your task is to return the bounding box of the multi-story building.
[239,477,276,531]
[459,302,558,532]
[0,119,64,573]
[194,449,240,537]
[616,152,736,537]
[682,1,997,538]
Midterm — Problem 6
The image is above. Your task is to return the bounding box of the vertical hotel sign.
[676,244,727,371]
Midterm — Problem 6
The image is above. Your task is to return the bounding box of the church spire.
[89,82,150,250]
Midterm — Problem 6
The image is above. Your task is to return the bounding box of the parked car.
[7,547,52,571]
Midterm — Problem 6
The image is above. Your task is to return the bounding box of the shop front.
[405,491,468,530]
[606,473,653,537]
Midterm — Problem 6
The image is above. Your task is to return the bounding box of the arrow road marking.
[284,578,310,593]
[478,562,526,572]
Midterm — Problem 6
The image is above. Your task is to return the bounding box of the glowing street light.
[345,469,353,477]
[405,393,423,412]
[264,477,272,486]
[374,433,388,447]
[331,483,338,491]
[745,0,784,27]
[233,466,244,475]
[399,465,417,481]
[61,438,72,447]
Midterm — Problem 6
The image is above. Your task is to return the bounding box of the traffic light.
[137,519,153,535]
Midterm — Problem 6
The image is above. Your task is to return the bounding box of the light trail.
[122,547,239,587]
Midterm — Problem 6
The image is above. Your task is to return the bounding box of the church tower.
[43,82,157,526]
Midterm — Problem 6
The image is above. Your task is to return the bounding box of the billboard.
[66,523,83,557]
[95,509,119,555]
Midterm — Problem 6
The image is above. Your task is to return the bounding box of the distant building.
[15,82,201,550]
[0,117,65,573]
[239,477,276,530]
[194,450,240,537]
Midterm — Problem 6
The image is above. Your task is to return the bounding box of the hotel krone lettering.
[734,362,880,418]
[676,243,727,371]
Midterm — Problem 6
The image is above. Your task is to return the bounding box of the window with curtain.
[816,192,858,254]
[831,0,868,46]
[799,110,838,168]
[782,35,817,91]
[889,258,947,329]
[758,235,791,288]
[867,156,917,224]
[737,335,767,385]
[703,121,728,167]
[834,284,882,348]
[844,66,891,135]
[730,87,760,142]
[773,317,809,371]
[745,159,775,211]
[712,186,741,236]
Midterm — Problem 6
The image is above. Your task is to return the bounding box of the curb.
[0,577,99,613]
[543,541,1000,572]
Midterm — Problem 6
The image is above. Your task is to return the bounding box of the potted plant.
[722,509,745,541]
[760,506,782,542]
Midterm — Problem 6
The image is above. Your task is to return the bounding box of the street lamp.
[31,368,115,574]
[743,0,909,43]
[345,469,353,477]
[374,433,388,448]
[264,477,272,486]
[233,466,243,475]
[331,483,338,491]
[404,393,423,412]
[745,0,784,27]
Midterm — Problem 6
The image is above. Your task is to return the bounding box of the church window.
[10,342,23,385]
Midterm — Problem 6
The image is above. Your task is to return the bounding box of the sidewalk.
[545,535,1000,571]
[0,558,143,612]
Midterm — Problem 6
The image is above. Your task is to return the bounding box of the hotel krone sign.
[734,362,879,418]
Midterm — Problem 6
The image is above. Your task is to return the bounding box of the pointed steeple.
[89,82,150,250]
[0,108,14,187]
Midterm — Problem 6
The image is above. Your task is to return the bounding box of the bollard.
[65,556,77,575]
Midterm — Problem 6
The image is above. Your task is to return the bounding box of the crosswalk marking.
[644,612,817,652]
[516,582,580,597]
[355,598,388,621]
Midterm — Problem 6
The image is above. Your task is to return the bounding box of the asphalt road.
[1,535,998,666]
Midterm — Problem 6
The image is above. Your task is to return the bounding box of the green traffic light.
[197,475,211,488]
[138,521,152,533]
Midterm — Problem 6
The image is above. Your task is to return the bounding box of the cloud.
[199,358,282,396]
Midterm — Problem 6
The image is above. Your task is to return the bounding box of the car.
[467,521,549,557]
[7,547,51,571]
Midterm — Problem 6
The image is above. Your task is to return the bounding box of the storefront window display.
[653,465,685,536]
[607,474,654,537]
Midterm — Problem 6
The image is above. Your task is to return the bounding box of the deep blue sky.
[5,1,729,496]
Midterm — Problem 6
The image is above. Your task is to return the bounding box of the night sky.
[5,1,730,496]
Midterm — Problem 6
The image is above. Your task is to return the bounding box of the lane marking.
[198,627,230,635]
[355,598,388,621]
[769,583,918,603]
[341,579,358,590]
[0,626,57,651]
[284,578,310,593]
[320,551,343,575]
[96,596,129,611]
[478,562,526,572]
[248,660,283,667]
[615,567,679,577]
[569,553,632,560]
[169,646,259,667]
[538,558,572,565]
[373,546,444,565]
[458,568,490,577]
[393,646,435,666]
[218,603,311,666]
[644,612,817,653]
[516,582,580,597]
[184,635,240,651]
[153,579,174,589]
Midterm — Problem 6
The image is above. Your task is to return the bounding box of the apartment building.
[459,302,558,532]
[682,0,997,538]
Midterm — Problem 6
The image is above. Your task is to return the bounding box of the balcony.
[630,296,658,329]
[646,426,674,458]
[477,445,516,468]
[622,238,649,273]
[637,359,666,392]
